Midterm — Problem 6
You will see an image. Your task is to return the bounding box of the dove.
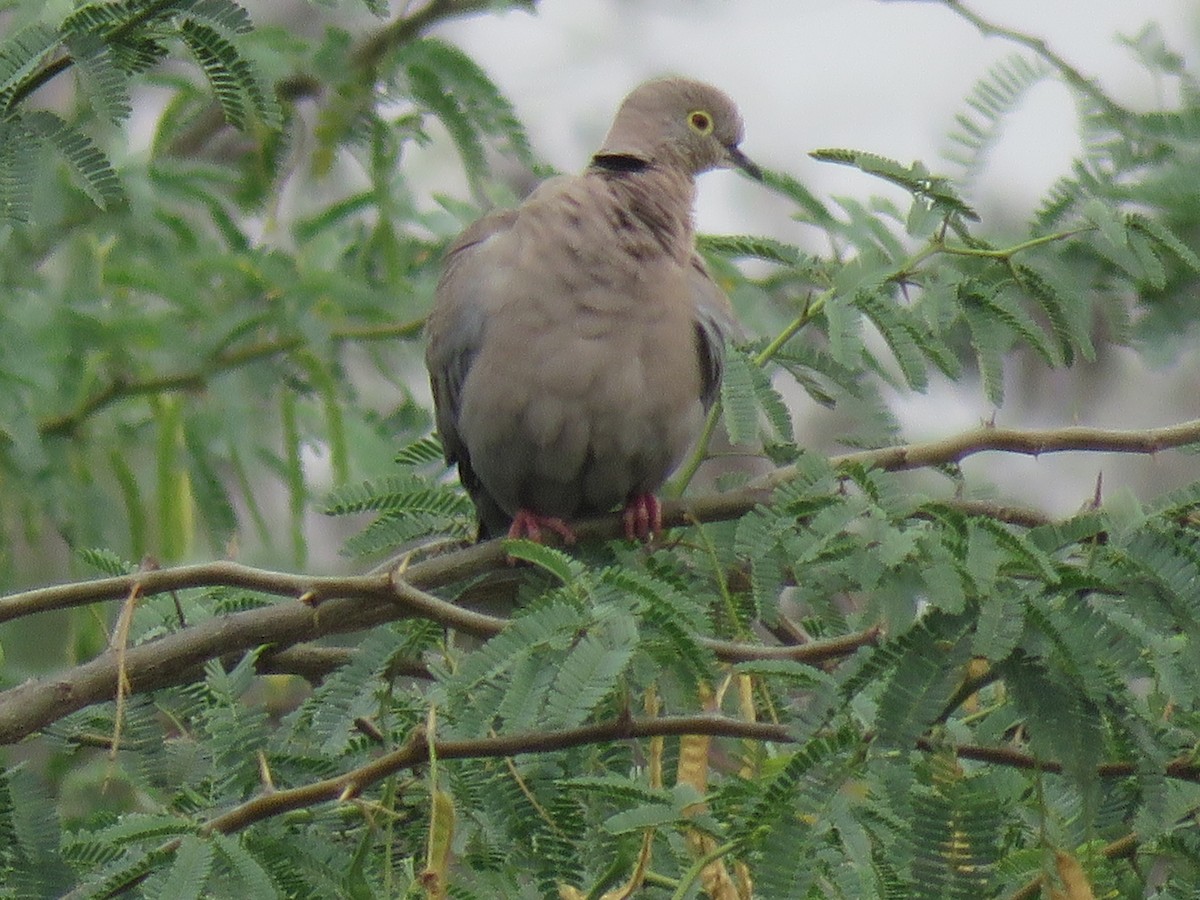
[425,77,760,543]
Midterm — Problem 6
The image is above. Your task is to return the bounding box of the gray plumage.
[425,78,759,540]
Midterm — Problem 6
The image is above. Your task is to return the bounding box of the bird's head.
[594,78,762,180]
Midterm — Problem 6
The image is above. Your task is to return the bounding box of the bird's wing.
[424,208,520,537]
[425,209,517,464]
[687,253,740,410]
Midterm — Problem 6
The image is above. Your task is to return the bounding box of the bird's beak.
[724,144,763,181]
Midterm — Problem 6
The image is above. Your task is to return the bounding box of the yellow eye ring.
[687,110,714,135]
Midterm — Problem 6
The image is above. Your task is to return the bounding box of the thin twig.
[38,316,424,438]
[935,0,1135,125]
[778,418,1200,484]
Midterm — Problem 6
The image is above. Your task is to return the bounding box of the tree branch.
[803,418,1200,480]
[0,552,875,743]
[933,0,1135,125]
[918,736,1200,782]
[66,714,785,899]
[3,418,1199,743]
[206,715,793,836]
[37,317,425,438]
[79,716,1200,898]
[351,0,532,73]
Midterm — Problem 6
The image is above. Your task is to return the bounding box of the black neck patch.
[590,153,650,174]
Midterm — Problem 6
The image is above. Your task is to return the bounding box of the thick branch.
[679,419,1200,525]
[0,551,875,743]
[65,714,784,899]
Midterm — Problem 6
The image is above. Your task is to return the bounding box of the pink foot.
[622,493,662,542]
[507,509,577,545]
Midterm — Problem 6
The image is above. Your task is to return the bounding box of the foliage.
[1,1,1200,898]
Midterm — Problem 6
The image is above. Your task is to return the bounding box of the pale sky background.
[428,0,1200,516]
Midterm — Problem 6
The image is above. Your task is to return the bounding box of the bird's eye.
[687,110,713,135]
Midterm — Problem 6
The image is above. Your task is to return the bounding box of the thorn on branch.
[354,716,386,744]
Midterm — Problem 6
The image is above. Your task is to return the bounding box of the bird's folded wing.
[425,208,518,468]
[688,253,740,410]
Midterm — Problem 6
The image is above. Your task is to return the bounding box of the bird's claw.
[507,509,578,545]
[622,493,662,542]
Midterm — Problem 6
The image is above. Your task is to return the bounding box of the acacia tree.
[2,1,1200,897]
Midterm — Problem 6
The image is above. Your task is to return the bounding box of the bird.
[425,77,760,543]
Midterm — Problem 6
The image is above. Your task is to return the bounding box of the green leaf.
[77,546,136,576]
[304,354,349,485]
[503,540,585,583]
[186,0,255,35]
[964,304,1006,405]
[155,396,191,563]
[822,292,864,368]
[972,283,1061,368]
[407,64,486,183]
[153,835,214,900]
[873,615,973,747]
[812,148,978,221]
[972,586,1025,661]
[22,110,124,209]
[1027,510,1107,553]
[395,434,446,467]
[179,20,279,130]
[211,833,278,898]
[697,233,804,267]
[1011,262,1090,364]
[400,38,532,164]
[62,1,165,37]
[184,423,238,553]
[971,516,1059,582]
[67,32,133,124]
[750,360,795,442]
[1128,213,1200,274]
[543,611,638,728]
[0,23,58,95]
[560,774,672,806]
[855,291,929,391]
[1006,655,1102,787]
[0,118,36,221]
[603,802,683,834]
[280,390,306,568]
[945,53,1051,178]
[759,166,836,225]
[719,344,759,445]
